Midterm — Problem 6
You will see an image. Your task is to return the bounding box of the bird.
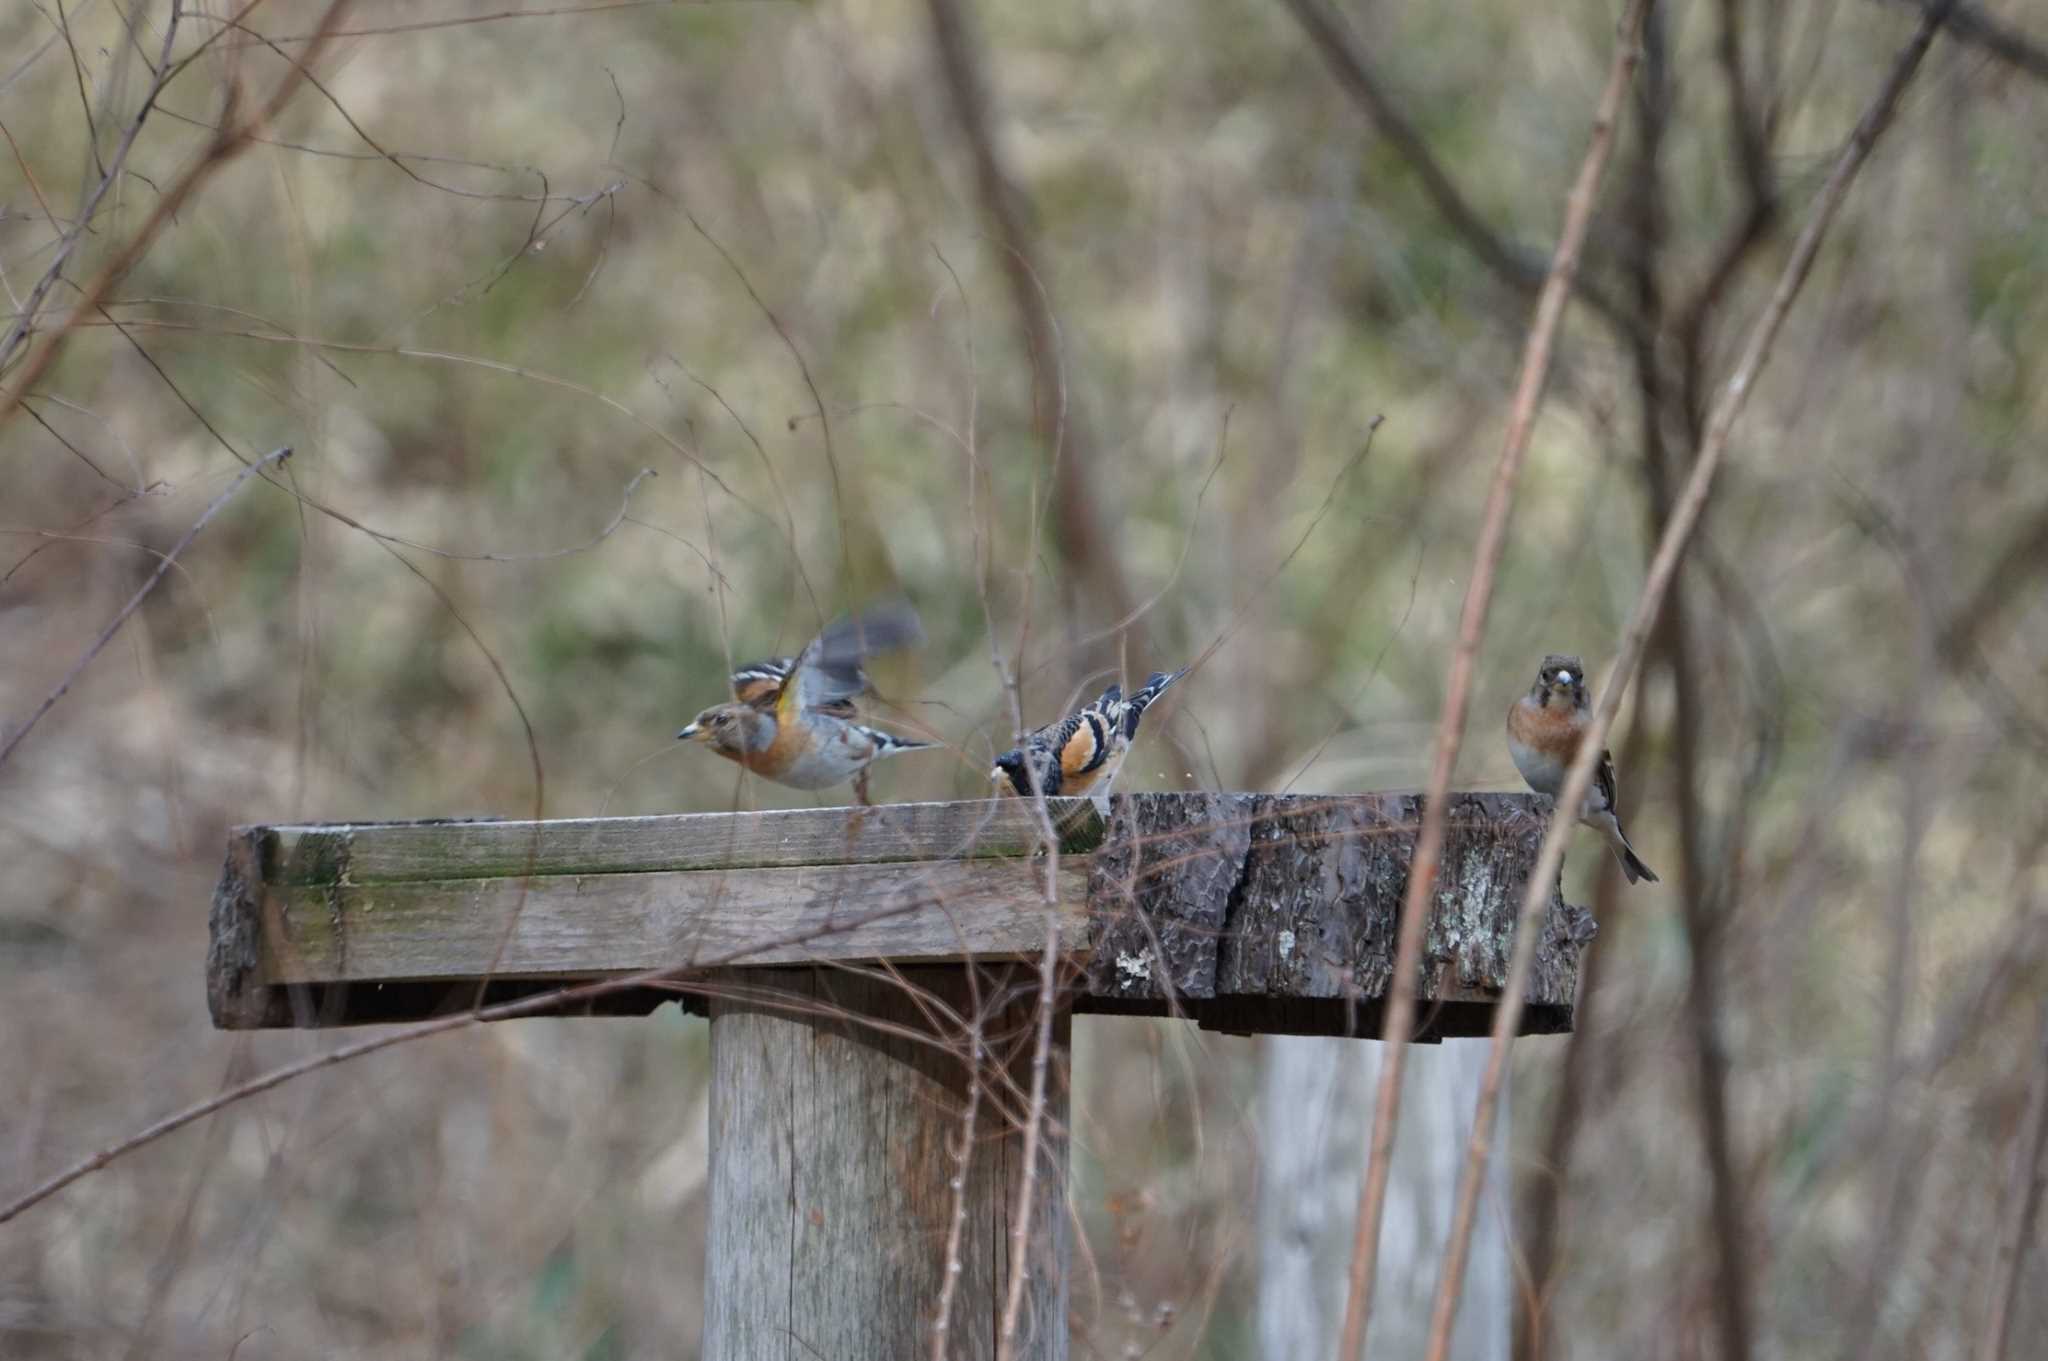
[991,666,1190,817]
[676,602,937,805]
[1506,653,1659,884]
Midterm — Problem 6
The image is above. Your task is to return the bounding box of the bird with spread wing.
[677,602,936,805]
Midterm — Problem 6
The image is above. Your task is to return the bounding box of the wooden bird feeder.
[206,792,1593,1359]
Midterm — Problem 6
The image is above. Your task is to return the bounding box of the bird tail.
[1117,665,1190,738]
[1604,820,1660,885]
[862,726,938,758]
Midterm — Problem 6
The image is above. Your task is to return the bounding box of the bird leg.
[853,767,873,807]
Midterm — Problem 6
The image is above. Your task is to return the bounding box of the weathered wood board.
[1082,791,1595,1037]
[207,793,1592,1037]
[704,965,1070,1361]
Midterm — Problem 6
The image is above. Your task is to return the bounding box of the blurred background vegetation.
[3,0,2046,1356]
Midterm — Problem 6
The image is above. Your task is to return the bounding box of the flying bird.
[1506,653,1659,884]
[677,602,935,805]
[992,666,1190,817]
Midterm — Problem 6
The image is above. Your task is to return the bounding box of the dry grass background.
[3,0,2046,1357]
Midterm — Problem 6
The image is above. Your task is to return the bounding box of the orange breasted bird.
[677,602,935,805]
[992,666,1190,817]
[1506,653,1659,884]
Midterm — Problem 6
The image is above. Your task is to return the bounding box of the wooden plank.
[257,858,1091,984]
[704,966,1069,1361]
[206,793,1593,1035]
[250,799,1104,885]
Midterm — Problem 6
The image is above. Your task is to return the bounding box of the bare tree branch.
[1977,1001,2048,1361]
[1939,504,2048,666]
[1898,0,2048,83]
[0,447,291,771]
[1279,0,1636,333]
[923,0,1139,646]
[1423,10,1958,1357]
[1330,5,1651,1355]
[0,0,356,428]
[1515,701,1647,1361]
[1672,0,1783,435]
[1638,29,1763,1336]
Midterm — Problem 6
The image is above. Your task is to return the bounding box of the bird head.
[677,703,761,757]
[989,748,1032,797]
[1535,653,1587,706]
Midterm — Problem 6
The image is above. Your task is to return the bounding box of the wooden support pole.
[704,965,1070,1361]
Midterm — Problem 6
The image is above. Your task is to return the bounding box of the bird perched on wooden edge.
[991,665,1191,818]
[677,601,936,805]
[1506,652,1659,884]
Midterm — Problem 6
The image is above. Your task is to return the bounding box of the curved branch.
[1280,0,1637,334]
[1423,10,1958,1358]
[1331,3,1652,1354]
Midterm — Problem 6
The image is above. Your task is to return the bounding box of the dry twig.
[0,0,355,427]
[1977,1000,2048,1361]
[0,446,291,770]
[1331,4,1651,1355]
[1423,10,1958,1356]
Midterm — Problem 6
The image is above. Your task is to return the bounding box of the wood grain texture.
[256,858,1089,984]
[251,799,1104,885]
[704,967,1069,1361]
[1083,793,1594,1038]
[207,793,1591,1035]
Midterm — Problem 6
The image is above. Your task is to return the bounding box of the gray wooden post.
[1256,1037,1511,1359]
[704,965,1070,1361]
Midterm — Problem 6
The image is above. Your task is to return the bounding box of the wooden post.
[1257,1038,1511,1358]
[204,792,1592,1356]
[705,966,1068,1360]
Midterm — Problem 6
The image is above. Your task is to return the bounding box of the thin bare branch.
[1977,1001,2048,1361]
[929,1002,986,1361]
[1279,0,1635,333]
[997,911,1063,1361]
[1897,0,2048,82]
[0,446,290,771]
[0,0,354,426]
[1332,5,1650,1356]
[1423,11,1956,1357]
[923,0,1139,645]
[0,877,1010,1228]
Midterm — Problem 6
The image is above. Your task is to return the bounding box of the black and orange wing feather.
[1055,709,1109,782]
[1594,748,1620,813]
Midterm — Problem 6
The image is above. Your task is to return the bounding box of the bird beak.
[676,722,700,741]
[987,765,1006,783]
[1554,671,1573,686]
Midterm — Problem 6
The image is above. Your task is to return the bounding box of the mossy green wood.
[255,798,1105,885]
[206,792,1590,1037]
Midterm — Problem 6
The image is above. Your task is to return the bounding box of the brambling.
[1507,653,1659,884]
[677,602,936,805]
[992,666,1190,817]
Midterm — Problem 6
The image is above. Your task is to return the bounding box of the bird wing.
[1054,709,1110,781]
[730,657,794,708]
[777,601,925,721]
[1594,749,1621,815]
[731,656,862,719]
